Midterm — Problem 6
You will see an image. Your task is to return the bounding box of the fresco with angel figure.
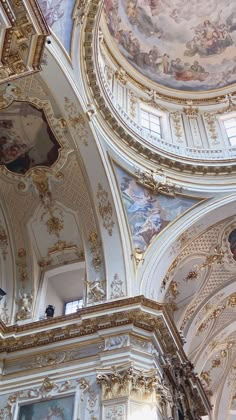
[104,0,236,91]
[115,165,201,251]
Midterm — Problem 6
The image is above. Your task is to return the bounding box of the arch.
[139,194,236,300]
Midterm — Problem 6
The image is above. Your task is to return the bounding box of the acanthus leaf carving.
[97,366,160,401]
[135,168,182,197]
[88,231,101,271]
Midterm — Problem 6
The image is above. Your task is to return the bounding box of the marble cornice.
[81,0,236,175]
[0,296,182,356]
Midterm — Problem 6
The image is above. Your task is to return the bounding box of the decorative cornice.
[0,296,182,355]
[0,0,49,84]
[135,168,182,197]
[81,0,236,175]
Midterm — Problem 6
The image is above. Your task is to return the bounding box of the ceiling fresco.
[115,165,201,251]
[104,0,236,91]
[38,0,74,53]
[0,102,60,174]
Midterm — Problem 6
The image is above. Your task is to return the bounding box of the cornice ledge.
[0,296,182,355]
[81,0,236,176]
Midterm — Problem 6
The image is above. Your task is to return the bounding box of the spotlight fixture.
[0,289,6,302]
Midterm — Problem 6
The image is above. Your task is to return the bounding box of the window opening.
[223,117,236,146]
[65,299,83,315]
[140,109,161,137]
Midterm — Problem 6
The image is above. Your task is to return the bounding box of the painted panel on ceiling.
[38,0,74,53]
[115,165,201,251]
[104,0,236,91]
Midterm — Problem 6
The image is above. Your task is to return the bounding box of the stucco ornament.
[16,291,33,321]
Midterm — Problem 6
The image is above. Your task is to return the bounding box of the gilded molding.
[74,0,93,25]
[197,246,225,270]
[131,247,145,265]
[88,231,101,271]
[128,90,137,119]
[0,0,49,84]
[134,168,182,197]
[17,248,28,286]
[64,97,89,146]
[0,88,70,182]
[48,240,78,255]
[0,297,182,355]
[82,0,236,175]
[96,183,114,235]
[0,376,92,419]
[170,111,183,142]
[204,112,220,145]
[115,68,127,85]
[0,221,8,260]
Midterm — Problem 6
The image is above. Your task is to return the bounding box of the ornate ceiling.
[158,214,236,417]
[0,0,49,83]
[104,0,236,92]
[0,0,236,418]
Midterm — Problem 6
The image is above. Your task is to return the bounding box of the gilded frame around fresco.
[16,394,76,420]
[110,155,209,269]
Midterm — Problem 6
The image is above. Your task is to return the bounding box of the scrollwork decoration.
[97,184,114,236]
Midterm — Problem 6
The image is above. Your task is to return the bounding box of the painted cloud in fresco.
[115,165,200,251]
[38,0,74,53]
[104,0,236,91]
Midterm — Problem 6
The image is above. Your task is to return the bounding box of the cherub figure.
[16,291,33,320]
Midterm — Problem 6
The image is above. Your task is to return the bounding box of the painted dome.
[104,0,236,92]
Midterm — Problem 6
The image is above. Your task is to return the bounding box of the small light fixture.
[0,288,6,301]
[45,304,55,318]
